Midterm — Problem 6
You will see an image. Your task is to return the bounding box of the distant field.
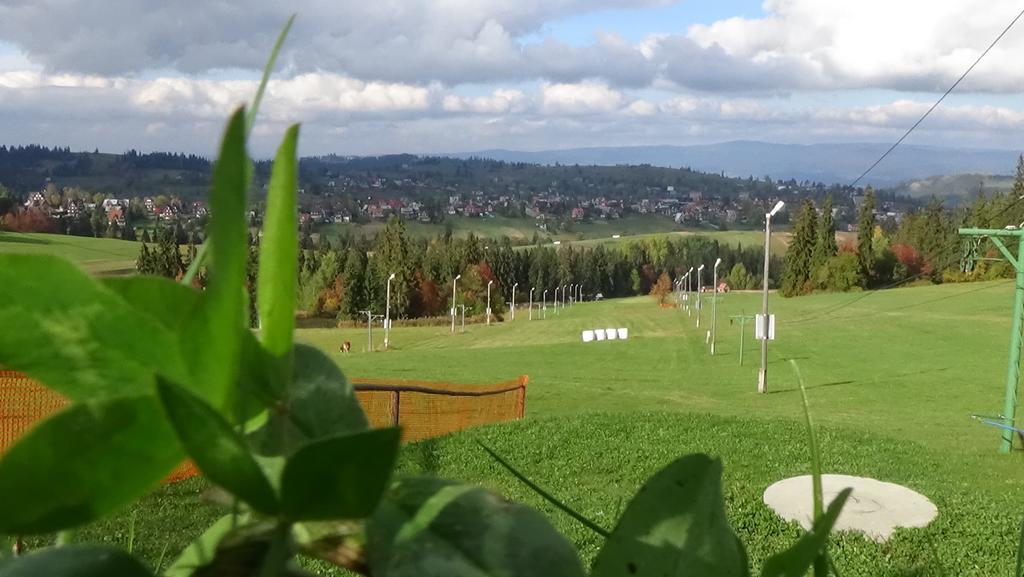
[315,214,849,255]
[0,232,140,275]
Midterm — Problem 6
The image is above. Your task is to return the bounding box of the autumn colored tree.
[649,271,673,303]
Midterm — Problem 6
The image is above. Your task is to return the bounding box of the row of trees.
[295,218,782,321]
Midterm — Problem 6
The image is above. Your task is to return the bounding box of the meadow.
[0,231,140,275]
[71,279,1024,576]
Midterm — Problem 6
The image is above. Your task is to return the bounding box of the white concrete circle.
[763,474,937,542]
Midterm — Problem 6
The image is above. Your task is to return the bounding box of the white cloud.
[540,82,624,114]
[442,89,529,114]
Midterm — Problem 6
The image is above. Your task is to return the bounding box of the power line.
[849,5,1024,187]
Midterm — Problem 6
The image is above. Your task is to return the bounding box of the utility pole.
[511,282,519,321]
[486,280,493,326]
[759,201,785,394]
[711,258,722,355]
[730,313,756,366]
[959,226,1024,452]
[384,272,395,350]
[360,310,382,352]
[696,264,705,328]
[451,274,461,334]
[459,304,468,333]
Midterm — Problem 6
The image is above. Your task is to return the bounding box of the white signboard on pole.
[755,314,776,340]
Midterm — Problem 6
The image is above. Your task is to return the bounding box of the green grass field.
[69,280,1024,575]
[0,232,140,275]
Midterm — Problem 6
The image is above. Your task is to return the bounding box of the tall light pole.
[686,267,694,317]
[486,280,493,326]
[384,272,395,349]
[711,258,722,355]
[543,289,548,319]
[451,274,461,334]
[696,264,705,328]
[562,284,568,308]
[529,287,535,320]
[759,200,785,394]
[554,285,560,315]
[578,283,583,302]
[511,282,519,321]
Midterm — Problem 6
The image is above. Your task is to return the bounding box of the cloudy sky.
[3,0,1024,157]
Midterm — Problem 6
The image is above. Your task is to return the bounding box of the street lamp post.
[486,280,493,326]
[384,272,396,349]
[578,283,583,302]
[554,286,560,315]
[529,287,535,320]
[511,282,519,321]
[696,264,705,328]
[543,289,548,319]
[451,274,461,334]
[563,284,568,308]
[759,201,785,394]
[687,267,694,317]
[711,258,722,355]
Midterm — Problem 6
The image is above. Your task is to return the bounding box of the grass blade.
[1015,516,1024,577]
[180,241,208,286]
[257,124,300,370]
[246,14,295,136]
[791,359,828,577]
[478,442,610,538]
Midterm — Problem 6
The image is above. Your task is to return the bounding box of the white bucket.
[594,329,607,341]
[617,328,629,340]
[582,330,595,342]
[605,328,618,340]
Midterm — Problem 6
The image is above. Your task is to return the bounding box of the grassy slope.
[73,280,1024,575]
[0,232,140,275]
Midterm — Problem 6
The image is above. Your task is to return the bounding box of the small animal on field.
[340,341,351,354]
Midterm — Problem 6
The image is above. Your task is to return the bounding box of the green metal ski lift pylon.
[959,227,1024,453]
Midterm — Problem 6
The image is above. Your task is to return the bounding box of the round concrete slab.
[763,474,937,542]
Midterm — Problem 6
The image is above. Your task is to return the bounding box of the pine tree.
[857,187,877,283]
[780,199,818,296]
[340,248,368,320]
[811,195,836,277]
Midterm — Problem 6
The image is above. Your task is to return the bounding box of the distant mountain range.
[449,141,1023,189]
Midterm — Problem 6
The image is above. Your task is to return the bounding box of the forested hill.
[0,145,855,201]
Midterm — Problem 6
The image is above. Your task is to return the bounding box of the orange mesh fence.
[1,371,527,481]
[0,371,198,482]
[352,376,528,442]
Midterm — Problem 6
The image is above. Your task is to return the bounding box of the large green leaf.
[179,107,249,410]
[165,515,294,577]
[105,275,275,419]
[157,380,279,515]
[281,427,400,521]
[0,396,182,534]
[102,276,200,333]
[760,489,851,577]
[258,124,300,375]
[0,255,187,400]
[591,454,750,577]
[367,477,586,577]
[0,545,153,577]
[249,344,368,456]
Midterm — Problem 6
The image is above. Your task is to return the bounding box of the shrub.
[815,252,864,292]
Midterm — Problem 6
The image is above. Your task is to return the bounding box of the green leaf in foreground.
[258,124,300,373]
[0,254,187,400]
[760,488,852,577]
[281,427,401,521]
[591,453,750,577]
[178,106,249,410]
[0,396,182,534]
[157,380,279,515]
[250,344,368,456]
[0,544,153,577]
[165,515,292,577]
[367,477,586,577]
[102,276,200,333]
